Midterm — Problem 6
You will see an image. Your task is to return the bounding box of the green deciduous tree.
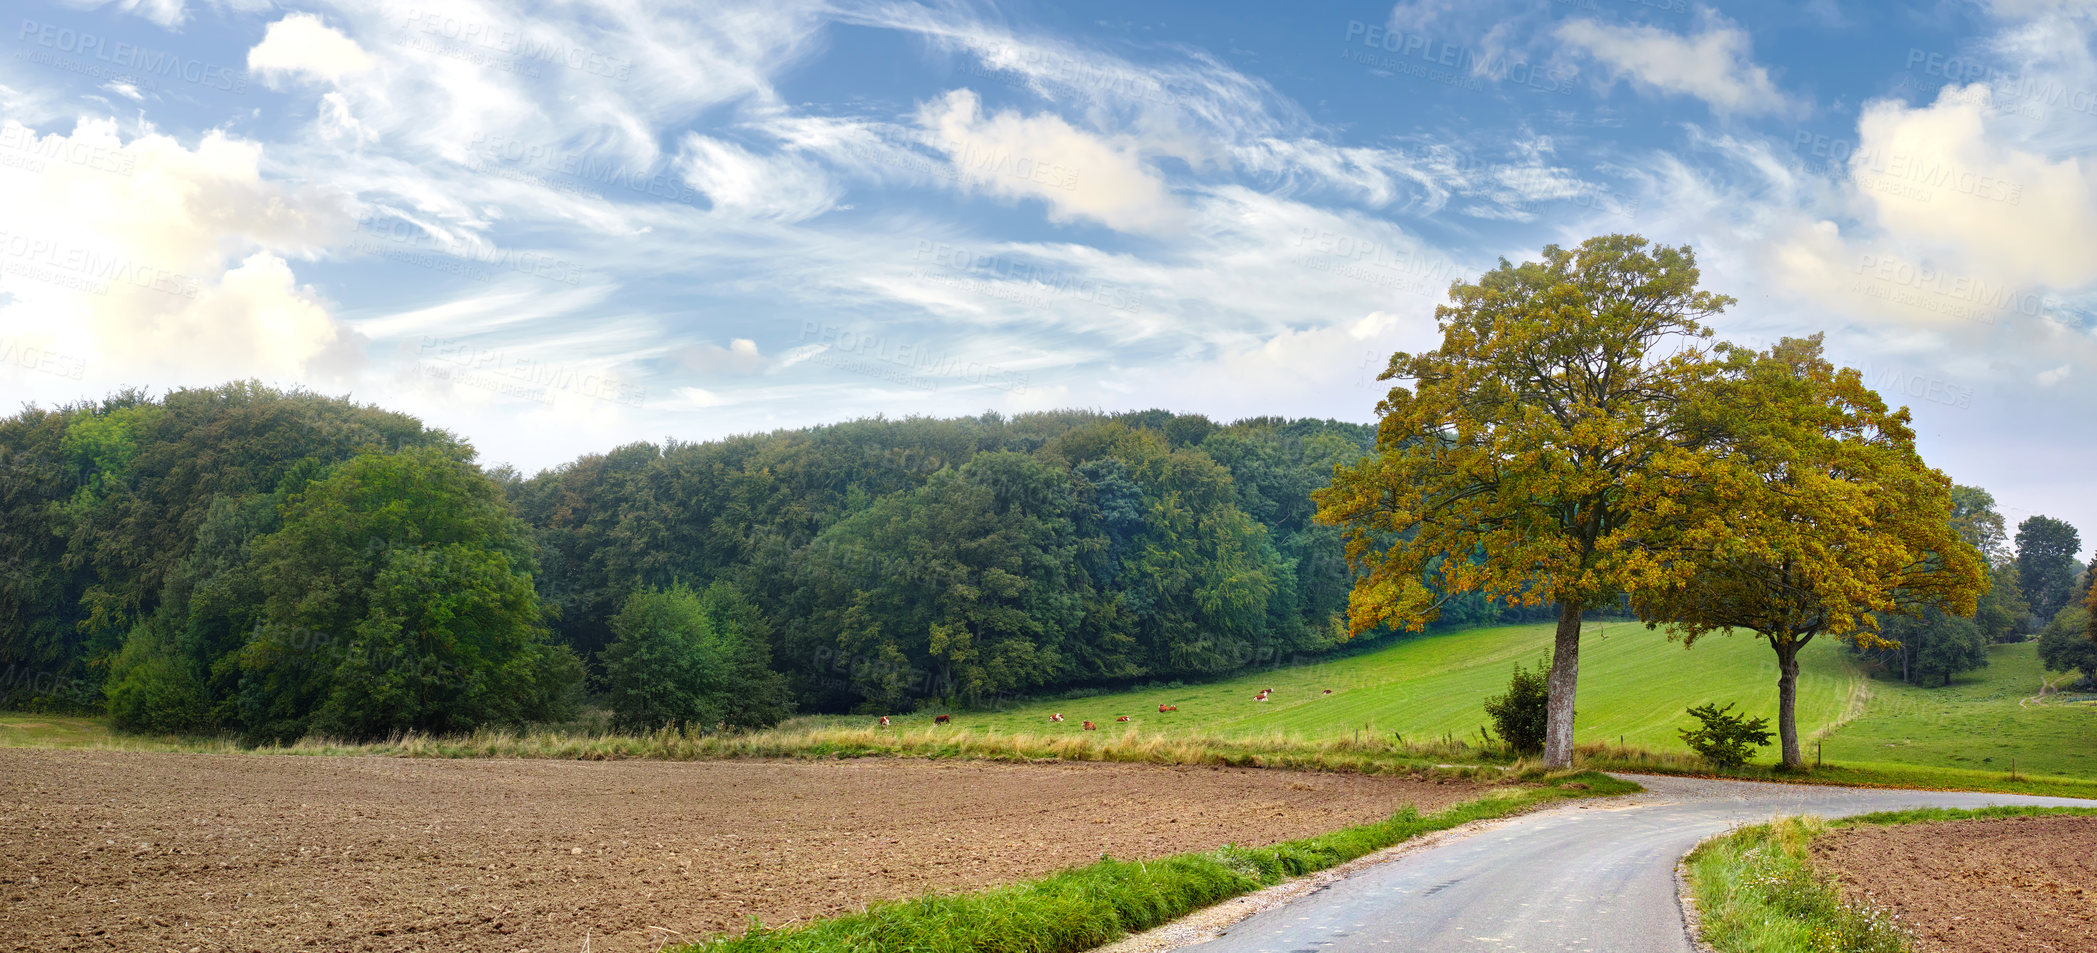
[600,583,790,733]
[1316,234,1733,767]
[236,446,580,742]
[1631,336,1985,769]
[2016,516,2083,627]
[1865,609,1989,687]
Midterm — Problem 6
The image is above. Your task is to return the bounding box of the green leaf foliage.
[1680,702,1774,768]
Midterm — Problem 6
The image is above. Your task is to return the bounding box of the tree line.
[1,383,1570,741]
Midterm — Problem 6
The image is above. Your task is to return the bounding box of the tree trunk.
[1773,636,1802,770]
[1542,602,1583,768]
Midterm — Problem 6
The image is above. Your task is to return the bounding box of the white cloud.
[248,13,375,87]
[676,135,841,222]
[1852,86,2097,289]
[2037,362,2072,385]
[0,119,352,387]
[916,89,1182,232]
[1556,16,1792,116]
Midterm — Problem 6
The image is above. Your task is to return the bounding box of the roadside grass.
[682,772,1639,953]
[1685,817,1911,953]
[1818,641,2097,779]
[1685,804,2097,953]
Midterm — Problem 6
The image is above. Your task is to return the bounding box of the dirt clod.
[0,748,1475,952]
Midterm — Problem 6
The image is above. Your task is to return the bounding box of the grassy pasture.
[1818,640,2097,778]
[869,621,1860,753]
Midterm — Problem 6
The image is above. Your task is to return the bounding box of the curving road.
[1182,774,2097,953]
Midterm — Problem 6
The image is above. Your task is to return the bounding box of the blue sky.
[1,0,2093,556]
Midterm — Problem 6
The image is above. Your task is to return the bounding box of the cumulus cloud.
[248,13,375,87]
[0,119,352,386]
[916,89,1181,232]
[675,338,772,376]
[1556,16,1792,116]
[1852,86,2097,289]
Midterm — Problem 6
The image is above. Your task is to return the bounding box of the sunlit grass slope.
[1819,640,2097,778]
[875,621,1859,752]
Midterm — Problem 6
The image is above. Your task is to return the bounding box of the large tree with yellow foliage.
[1631,335,1986,769]
[1315,234,1732,768]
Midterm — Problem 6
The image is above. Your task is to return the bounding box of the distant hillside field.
[1821,641,2097,778]
[885,621,1862,752]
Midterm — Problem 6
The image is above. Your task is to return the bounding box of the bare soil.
[1811,814,2097,953]
[0,749,1479,953]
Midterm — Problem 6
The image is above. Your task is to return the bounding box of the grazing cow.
[1051,713,1064,722]
[1254,690,1270,701]
[879,715,891,727]
[1165,705,1179,711]
[1321,689,1333,695]
[1082,721,1097,731]
[1158,703,1169,712]
[934,713,952,724]
[1116,715,1130,722]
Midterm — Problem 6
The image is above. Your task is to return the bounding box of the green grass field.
[874,621,1861,752]
[1819,641,2097,778]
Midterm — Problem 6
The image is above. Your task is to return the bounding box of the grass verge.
[1683,804,2097,953]
[682,772,1637,953]
[1683,816,1911,953]
[1575,742,2097,800]
[1,713,1542,781]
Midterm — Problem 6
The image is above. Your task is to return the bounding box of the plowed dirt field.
[1811,813,2097,953]
[0,749,1479,952]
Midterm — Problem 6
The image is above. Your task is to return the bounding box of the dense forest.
[0,383,1559,741]
[4,382,2086,743]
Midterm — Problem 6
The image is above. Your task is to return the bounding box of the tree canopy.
[1316,234,1734,766]
[1626,335,1984,766]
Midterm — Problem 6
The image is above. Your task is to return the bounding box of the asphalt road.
[1184,774,2097,953]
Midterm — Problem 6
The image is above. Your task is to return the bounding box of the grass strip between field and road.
[12,710,2097,799]
[679,772,1638,953]
[1682,805,2097,953]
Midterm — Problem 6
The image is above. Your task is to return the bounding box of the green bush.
[600,583,791,733]
[104,624,215,733]
[1680,702,1773,768]
[1483,661,1550,753]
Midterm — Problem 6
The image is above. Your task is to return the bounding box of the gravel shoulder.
[0,748,1480,953]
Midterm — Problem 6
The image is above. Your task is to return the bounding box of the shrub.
[1482,661,1550,754]
[599,583,791,734]
[1679,702,1773,768]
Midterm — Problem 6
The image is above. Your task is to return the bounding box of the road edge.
[1089,798,1588,953]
